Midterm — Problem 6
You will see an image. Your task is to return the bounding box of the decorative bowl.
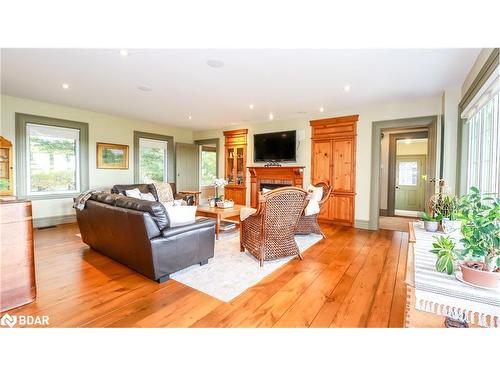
[216,200,234,209]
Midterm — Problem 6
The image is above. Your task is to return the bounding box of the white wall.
[195,96,442,225]
[1,95,193,220]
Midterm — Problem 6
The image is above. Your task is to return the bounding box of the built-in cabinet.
[0,136,13,196]
[223,129,248,205]
[310,115,358,226]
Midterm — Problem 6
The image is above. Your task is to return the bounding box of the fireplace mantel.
[247,166,305,207]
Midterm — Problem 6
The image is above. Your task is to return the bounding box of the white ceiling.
[1,49,480,129]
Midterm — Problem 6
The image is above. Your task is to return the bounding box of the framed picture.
[96,142,129,169]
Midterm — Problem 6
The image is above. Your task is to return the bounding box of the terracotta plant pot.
[424,221,439,232]
[460,262,499,288]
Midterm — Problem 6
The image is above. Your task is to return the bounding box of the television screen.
[254,130,296,162]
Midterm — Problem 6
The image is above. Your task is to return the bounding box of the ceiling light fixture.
[344,85,351,92]
[119,49,129,57]
[269,113,274,120]
[137,85,152,92]
[249,104,254,109]
[319,107,324,113]
[62,83,69,89]
[188,116,192,120]
[207,59,224,68]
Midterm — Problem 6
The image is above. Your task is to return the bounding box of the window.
[462,76,499,196]
[138,138,168,183]
[201,146,217,186]
[27,124,80,194]
[398,161,418,186]
[133,131,174,184]
[15,113,89,199]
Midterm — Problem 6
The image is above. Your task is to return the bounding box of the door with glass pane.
[395,155,426,212]
[138,138,168,183]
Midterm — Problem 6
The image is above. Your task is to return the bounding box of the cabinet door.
[312,140,331,184]
[331,194,354,225]
[332,139,354,192]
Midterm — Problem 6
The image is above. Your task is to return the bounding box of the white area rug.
[170,234,323,302]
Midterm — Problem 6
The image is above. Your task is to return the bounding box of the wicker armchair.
[240,187,309,267]
[295,181,332,238]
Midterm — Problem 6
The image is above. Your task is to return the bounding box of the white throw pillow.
[125,188,142,199]
[304,200,321,216]
[164,205,197,227]
[262,188,272,193]
[140,192,156,201]
[307,185,323,202]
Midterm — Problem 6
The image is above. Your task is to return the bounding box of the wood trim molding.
[15,113,89,200]
[133,131,174,183]
[33,213,76,228]
[310,115,359,127]
[456,48,499,194]
[387,131,428,216]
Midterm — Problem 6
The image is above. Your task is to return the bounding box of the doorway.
[376,121,437,231]
[194,138,220,204]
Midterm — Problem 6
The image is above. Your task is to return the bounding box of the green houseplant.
[421,211,442,232]
[431,187,500,287]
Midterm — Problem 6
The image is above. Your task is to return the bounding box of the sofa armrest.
[161,217,215,238]
[174,193,195,206]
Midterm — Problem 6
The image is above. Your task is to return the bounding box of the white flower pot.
[424,221,439,232]
[442,218,461,234]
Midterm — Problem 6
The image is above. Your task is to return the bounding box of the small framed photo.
[96,142,129,169]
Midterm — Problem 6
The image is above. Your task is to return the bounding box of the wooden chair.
[295,181,332,238]
[240,187,309,267]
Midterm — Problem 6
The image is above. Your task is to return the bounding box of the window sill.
[22,193,80,201]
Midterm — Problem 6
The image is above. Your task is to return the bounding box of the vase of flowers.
[212,178,228,204]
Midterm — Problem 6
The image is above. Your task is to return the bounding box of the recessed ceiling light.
[138,85,152,92]
[207,59,224,68]
[119,49,129,57]
[249,104,254,109]
[269,113,274,120]
[319,107,324,113]
[62,83,69,89]
[344,85,351,92]
[188,116,192,120]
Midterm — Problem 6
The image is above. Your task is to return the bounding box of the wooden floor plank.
[8,222,408,328]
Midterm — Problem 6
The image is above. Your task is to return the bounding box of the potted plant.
[435,195,462,234]
[431,187,499,288]
[421,211,441,232]
[210,178,228,206]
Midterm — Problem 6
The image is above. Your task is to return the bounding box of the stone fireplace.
[247,166,305,207]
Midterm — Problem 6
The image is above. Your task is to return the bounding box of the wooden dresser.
[0,199,36,312]
[310,115,358,226]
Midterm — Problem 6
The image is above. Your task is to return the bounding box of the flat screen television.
[254,130,296,162]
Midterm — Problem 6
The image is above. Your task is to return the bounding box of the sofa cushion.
[112,184,159,200]
[115,195,169,230]
[162,217,215,238]
[91,192,119,205]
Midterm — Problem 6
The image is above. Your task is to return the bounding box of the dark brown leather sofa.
[75,189,215,283]
[111,183,195,205]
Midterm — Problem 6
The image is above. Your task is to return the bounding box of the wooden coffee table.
[196,204,244,240]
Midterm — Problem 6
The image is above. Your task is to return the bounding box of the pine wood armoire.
[223,129,248,205]
[310,115,358,226]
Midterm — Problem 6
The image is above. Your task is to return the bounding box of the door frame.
[194,138,220,179]
[369,115,438,230]
[387,131,428,216]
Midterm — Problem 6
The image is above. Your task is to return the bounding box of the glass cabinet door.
[0,145,12,195]
[236,147,244,185]
[227,147,235,183]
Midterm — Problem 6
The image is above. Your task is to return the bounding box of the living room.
[0,2,499,374]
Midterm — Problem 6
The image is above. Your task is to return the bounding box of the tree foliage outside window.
[29,134,77,193]
[140,147,166,182]
[201,150,216,186]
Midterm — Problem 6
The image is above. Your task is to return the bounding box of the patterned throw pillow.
[153,182,174,204]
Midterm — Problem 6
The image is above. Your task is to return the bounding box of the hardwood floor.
[9,222,409,328]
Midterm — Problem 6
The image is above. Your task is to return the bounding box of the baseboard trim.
[33,214,76,228]
[354,219,374,230]
[379,209,388,216]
